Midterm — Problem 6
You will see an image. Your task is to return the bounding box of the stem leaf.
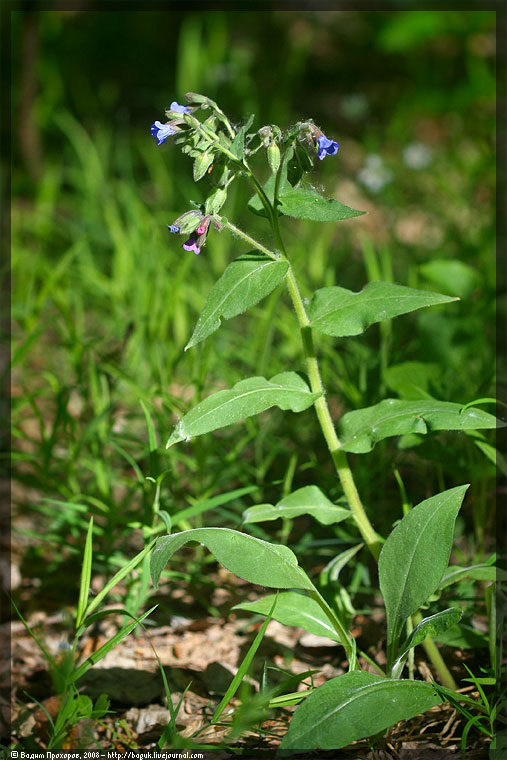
[185,253,288,350]
[339,399,502,454]
[243,485,350,526]
[234,590,343,642]
[277,187,364,221]
[166,372,320,448]
[309,281,457,337]
[150,527,314,590]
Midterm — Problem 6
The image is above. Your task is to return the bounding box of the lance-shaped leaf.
[234,591,342,642]
[391,608,462,679]
[280,670,441,751]
[166,372,320,448]
[185,253,289,350]
[379,485,468,654]
[243,485,350,526]
[338,399,502,454]
[308,281,457,337]
[438,563,506,590]
[150,527,314,591]
[277,187,364,222]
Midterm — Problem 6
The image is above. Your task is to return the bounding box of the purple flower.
[181,215,212,255]
[151,121,175,145]
[317,135,339,160]
[182,231,202,255]
[168,224,180,233]
[169,101,190,114]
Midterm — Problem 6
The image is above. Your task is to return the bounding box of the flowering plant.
[149,93,500,751]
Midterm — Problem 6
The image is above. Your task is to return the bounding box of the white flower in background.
[357,154,393,193]
[403,142,433,170]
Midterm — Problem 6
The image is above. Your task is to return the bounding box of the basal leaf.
[280,671,441,751]
[379,485,468,659]
[166,372,320,448]
[338,399,502,454]
[277,187,364,222]
[438,563,505,589]
[243,485,350,526]
[185,253,289,350]
[391,608,462,678]
[234,591,342,642]
[308,282,457,337]
[150,527,314,590]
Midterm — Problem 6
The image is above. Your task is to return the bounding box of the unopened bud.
[267,142,281,173]
[171,210,203,234]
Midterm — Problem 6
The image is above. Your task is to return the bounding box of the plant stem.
[308,588,356,667]
[222,221,278,260]
[241,162,381,560]
[284,267,381,559]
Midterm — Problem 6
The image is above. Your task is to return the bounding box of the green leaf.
[277,187,364,222]
[243,485,350,526]
[308,282,457,338]
[379,485,468,658]
[434,623,489,649]
[391,608,462,678]
[230,114,254,160]
[338,399,502,454]
[76,517,94,630]
[193,148,214,181]
[438,563,505,589]
[71,606,157,682]
[385,361,442,400]
[166,372,320,448]
[150,527,314,591]
[185,253,289,350]
[419,259,480,299]
[234,591,342,643]
[212,594,277,723]
[280,671,441,751]
[248,161,290,218]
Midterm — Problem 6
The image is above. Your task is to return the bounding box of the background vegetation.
[9,7,501,752]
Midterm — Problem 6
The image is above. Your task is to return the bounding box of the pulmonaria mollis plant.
[149,93,501,751]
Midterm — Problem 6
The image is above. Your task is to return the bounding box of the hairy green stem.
[223,221,278,260]
[284,268,381,559]
[308,588,356,668]
[237,158,381,560]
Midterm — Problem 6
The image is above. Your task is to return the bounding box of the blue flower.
[151,121,175,145]
[317,135,339,160]
[168,224,180,233]
[169,101,190,114]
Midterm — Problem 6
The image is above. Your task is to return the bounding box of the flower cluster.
[151,95,340,256]
[167,210,222,255]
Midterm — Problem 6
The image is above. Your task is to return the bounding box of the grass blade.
[211,594,278,723]
[76,517,94,630]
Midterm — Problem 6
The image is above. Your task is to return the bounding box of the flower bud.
[184,92,210,104]
[267,142,281,173]
[205,188,227,215]
[193,149,215,181]
[170,210,203,235]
